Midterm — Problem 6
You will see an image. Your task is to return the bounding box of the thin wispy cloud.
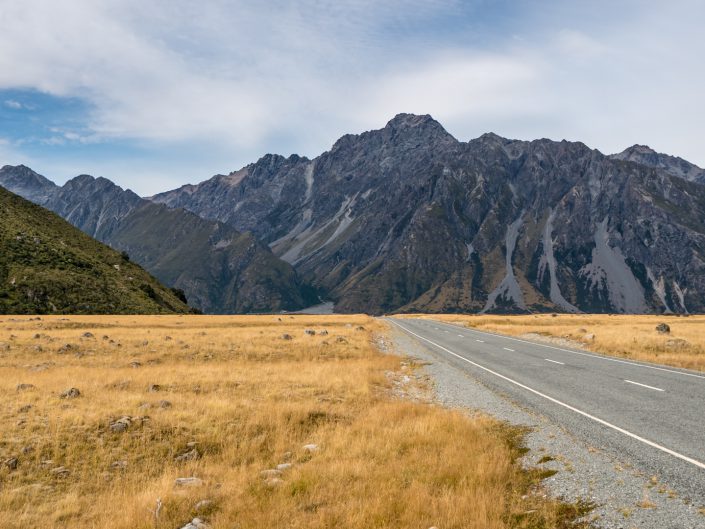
[0,0,702,194]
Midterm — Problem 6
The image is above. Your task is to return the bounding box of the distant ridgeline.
[3,113,705,314]
[0,185,190,314]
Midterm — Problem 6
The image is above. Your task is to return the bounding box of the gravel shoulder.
[386,325,705,529]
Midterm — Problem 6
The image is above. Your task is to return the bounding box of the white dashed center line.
[503,347,515,352]
[458,334,464,338]
[476,339,484,343]
[545,359,565,365]
[624,380,665,392]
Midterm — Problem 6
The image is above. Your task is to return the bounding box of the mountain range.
[3,113,705,315]
[0,185,189,314]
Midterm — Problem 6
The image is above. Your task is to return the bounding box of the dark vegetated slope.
[0,186,190,314]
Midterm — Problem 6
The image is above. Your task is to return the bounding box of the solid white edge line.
[425,319,705,381]
[545,358,565,365]
[624,379,665,392]
[389,319,705,471]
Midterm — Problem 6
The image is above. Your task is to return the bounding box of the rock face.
[611,145,705,184]
[150,114,705,315]
[0,167,315,314]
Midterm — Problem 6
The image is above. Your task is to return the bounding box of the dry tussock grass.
[405,314,705,371]
[0,315,587,528]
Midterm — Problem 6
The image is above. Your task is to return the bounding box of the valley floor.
[0,315,587,529]
[400,313,705,372]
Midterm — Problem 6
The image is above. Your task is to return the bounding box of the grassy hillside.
[0,186,190,314]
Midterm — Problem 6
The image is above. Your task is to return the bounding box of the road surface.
[388,317,705,505]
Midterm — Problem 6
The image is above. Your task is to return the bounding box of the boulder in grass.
[656,323,671,334]
[60,387,81,399]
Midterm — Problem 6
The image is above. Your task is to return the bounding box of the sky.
[0,0,703,195]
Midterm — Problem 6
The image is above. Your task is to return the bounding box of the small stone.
[164,336,173,341]
[265,477,284,487]
[17,404,32,413]
[335,337,348,344]
[111,460,128,470]
[82,332,95,339]
[355,326,365,331]
[280,333,293,340]
[175,477,203,487]
[281,451,293,461]
[260,469,282,479]
[304,329,316,335]
[180,517,211,529]
[302,444,319,452]
[4,457,18,470]
[276,463,292,471]
[194,499,213,513]
[148,384,161,392]
[16,383,35,392]
[109,416,132,433]
[319,330,329,335]
[175,448,201,462]
[50,466,70,477]
[656,323,671,334]
[60,387,81,399]
[158,400,172,408]
[666,338,688,349]
[130,361,142,368]
[58,344,75,353]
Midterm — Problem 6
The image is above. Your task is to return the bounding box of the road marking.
[389,320,705,471]
[424,319,705,381]
[624,380,665,392]
[476,339,484,343]
[458,334,464,337]
[545,359,565,365]
[503,347,515,352]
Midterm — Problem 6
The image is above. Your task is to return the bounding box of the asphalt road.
[388,317,705,505]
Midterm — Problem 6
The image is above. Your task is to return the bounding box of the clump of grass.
[404,314,705,372]
[0,315,590,528]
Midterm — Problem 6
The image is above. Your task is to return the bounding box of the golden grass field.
[0,315,589,529]
[403,314,705,372]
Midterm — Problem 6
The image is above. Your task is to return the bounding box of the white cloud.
[4,99,23,109]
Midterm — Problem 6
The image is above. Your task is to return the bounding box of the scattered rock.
[175,477,203,487]
[583,333,595,341]
[355,326,365,331]
[666,338,688,349]
[4,457,18,471]
[319,330,329,336]
[265,477,284,487]
[109,416,132,433]
[194,499,213,513]
[158,400,172,409]
[16,383,35,392]
[302,444,319,452]
[60,387,81,399]
[102,335,110,340]
[281,451,293,461]
[179,517,211,529]
[656,323,671,334]
[111,460,128,470]
[280,333,293,340]
[141,340,149,346]
[260,469,282,479]
[58,344,75,353]
[164,336,173,341]
[276,463,292,471]
[175,448,201,462]
[335,337,348,344]
[17,404,32,413]
[148,384,161,392]
[304,329,316,336]
[130,361,142,368]
[50,466,70,477]
[81,332,95,339]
